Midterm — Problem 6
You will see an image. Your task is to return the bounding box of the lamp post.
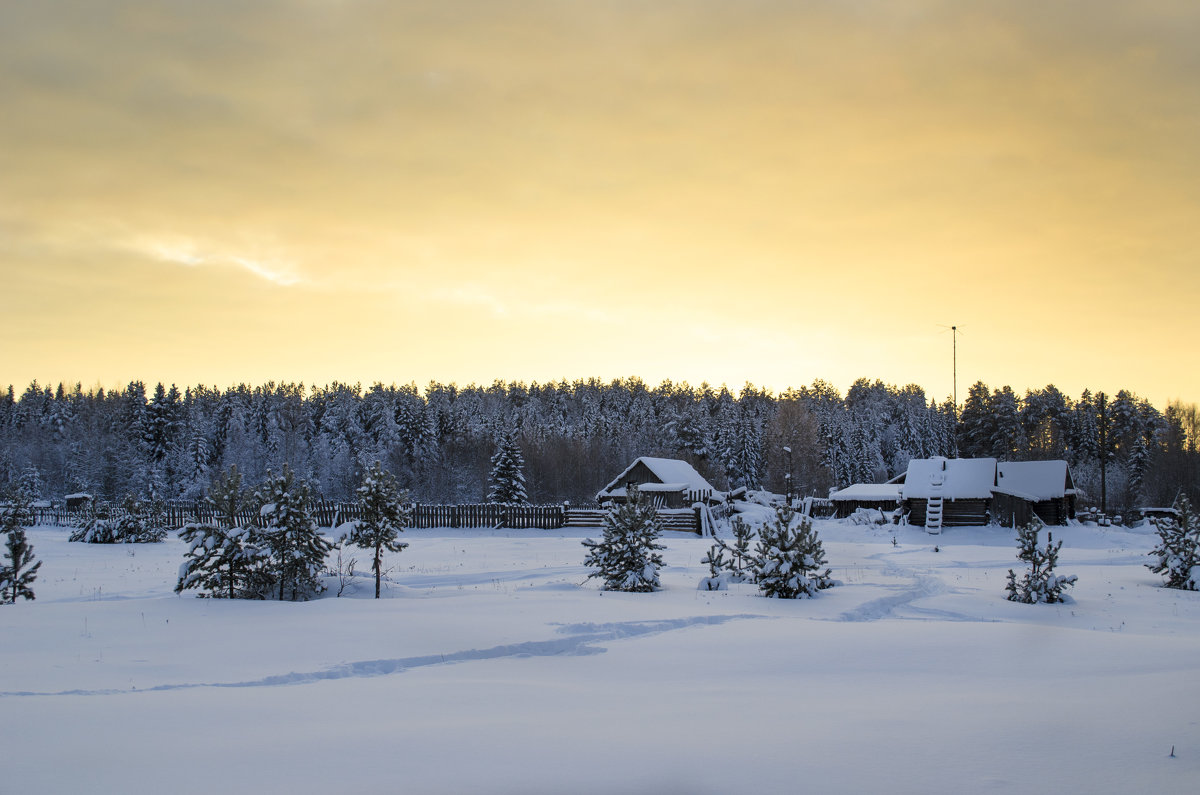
[783,446,793,506]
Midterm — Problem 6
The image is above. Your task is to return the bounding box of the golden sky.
[2,1,1198,407]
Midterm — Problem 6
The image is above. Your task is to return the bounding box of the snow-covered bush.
[699,515,755,590]
[349,461,410,598]
[1004,520,1077,604]
[69,496,167,543]
[750,504,835,599]
[257,465,332,601]
[69,503,120,543]
[1147,496,1200,590]
[582,485,665,592]
[848,507,889,526]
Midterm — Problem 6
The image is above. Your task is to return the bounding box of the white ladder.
[925,496,944,534]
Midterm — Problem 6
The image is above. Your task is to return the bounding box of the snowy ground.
[3,512,1199,794]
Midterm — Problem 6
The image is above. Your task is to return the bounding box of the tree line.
[1,376,1197,514]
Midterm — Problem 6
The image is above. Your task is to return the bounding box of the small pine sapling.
[1146,495,1200,591]
[177,465,268,598]
[114,495,168,543]
[257,465,332,601]
[350,461,411,598]
[582,485,665,592]
[699,515,756,590]
[1,485,42,603]
[750,504,835,599]
[70,501,120,543]
[176,523,265,599]
[1004,519,1078,604]
[1,526,42,604]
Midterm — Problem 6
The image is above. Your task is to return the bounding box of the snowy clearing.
[3,519,1199,794]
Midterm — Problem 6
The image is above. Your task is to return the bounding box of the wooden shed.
[991,460,1077,526]
[901,457,997,533]
[596,457,719,509]
[829,483,903,519]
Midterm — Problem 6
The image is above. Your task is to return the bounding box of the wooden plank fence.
[32,500,702,534]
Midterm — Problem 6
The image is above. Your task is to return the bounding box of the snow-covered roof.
[598,457,716,499]
[993,461,1072,501]
[901,457,997,500]
[65,492,93,501]
[829,483,903,502]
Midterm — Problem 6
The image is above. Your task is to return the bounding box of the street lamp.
[783,446,793,506]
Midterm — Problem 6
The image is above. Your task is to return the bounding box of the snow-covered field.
[3,512,1199,794]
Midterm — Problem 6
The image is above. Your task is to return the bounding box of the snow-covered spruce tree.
[582,485,665,592]
[1,484,42,603]
[176,523,265,599]
[699,515,756,590]
[113,494,168,543]
[751,504,834,599]
[1147,496,1200,591]
[176,466,266,599]
[70,501,120,543]
[1005,520,1078,604]
[351,461,411,598]
[257,465,332,601]
[487,430,528,504]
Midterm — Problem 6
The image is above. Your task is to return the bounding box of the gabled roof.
[598,456,716,498]
[901,457,998,500]
[994,460,1074,501]
[829,483,903,502]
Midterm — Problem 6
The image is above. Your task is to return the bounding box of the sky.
[2,0,1198,408]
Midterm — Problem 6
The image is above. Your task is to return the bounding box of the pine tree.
[1005,520,1077,603]
[350,461,411,598]
[176,466,266,599]
[699,515,756,590]
[176,523,266,599]
[487,430,528,504]
[582,485,665,592]
[1146,496,1200,590]
[257,465,332,601]
[1,483,41,603]
[750,504,834,599]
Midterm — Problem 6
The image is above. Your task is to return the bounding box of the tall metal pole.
[952,325,957,411]
[951,325,958,457]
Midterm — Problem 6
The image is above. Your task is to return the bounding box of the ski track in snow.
[833,555,964,623]
[0,614,765,699]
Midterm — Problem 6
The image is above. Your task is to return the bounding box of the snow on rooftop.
[901,457,997,500]
[829,483,903,502]
[598,456,716,498]
[994,461,1071,501]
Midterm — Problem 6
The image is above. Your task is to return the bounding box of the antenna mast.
[950,324,959,458]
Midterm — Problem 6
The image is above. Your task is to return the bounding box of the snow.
[995,460,1073,501]
[829,483,903,501]
[902,456,998,500]
[3,521,1200,794]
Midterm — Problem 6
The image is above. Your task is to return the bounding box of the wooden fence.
[32,500,702,533]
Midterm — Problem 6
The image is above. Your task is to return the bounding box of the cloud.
[141,238,302,287]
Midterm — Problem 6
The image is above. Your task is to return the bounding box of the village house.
[991,460,1078,526]
[596,456,720,509]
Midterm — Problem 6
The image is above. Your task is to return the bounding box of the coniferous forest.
[1,377,1196,513]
